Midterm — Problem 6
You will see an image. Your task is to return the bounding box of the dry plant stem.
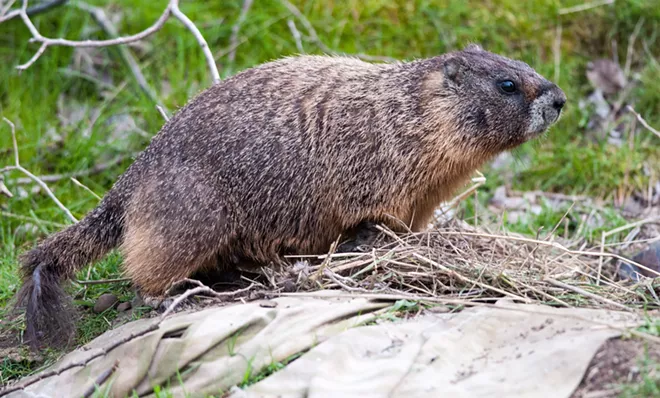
[1,118,77,223]
[160,283,256,319]
[438,230,660,278]
[227,0,254,64]
[156,105,170,122]
[278,0,395,63]
[287,19,304,53]
[8,0,220,84]
[75,277,131,286]
[0,211,66,227]
[624,18,644,78]
[627,105,660,139]
[442,172,486,212]
[14,155,131,185]
[598,215,660,284]
[413,253,532,303]
[0,0,66,22]
[558,0,614,15]
[71,177,102,201]
[13,0,172,69]
[544,278,631,311]
[323,269,373,293]
[164,278,205,296]
[169,1,220,84]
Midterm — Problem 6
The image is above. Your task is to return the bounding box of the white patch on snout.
[527,91,562,136]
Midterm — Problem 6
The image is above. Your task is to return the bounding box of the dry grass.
[258,218,660,314]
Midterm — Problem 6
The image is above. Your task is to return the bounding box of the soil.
[571,337,660,397]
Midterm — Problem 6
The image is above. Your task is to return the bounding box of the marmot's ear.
[443,57,465,83]
[464,43,484,52]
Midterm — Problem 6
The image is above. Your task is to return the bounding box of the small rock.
[632,242,660,278]
[619,242,660,280]
[427,305,450,314]
[117,302,132,312]
[281,279,297,292]
[257,300,278,308]
[93,293,118,313]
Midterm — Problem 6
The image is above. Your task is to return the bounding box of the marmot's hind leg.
[336,221,381,253]
[120,222,223,298]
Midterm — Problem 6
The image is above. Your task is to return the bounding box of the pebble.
[93,293,118,313]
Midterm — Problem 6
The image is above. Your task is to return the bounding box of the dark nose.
[553,98,565,111]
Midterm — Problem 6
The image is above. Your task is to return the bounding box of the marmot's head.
[428,44,566,153]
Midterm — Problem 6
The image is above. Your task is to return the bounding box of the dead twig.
[287,19,304,53]
[169,1,220,84]
[0,0,66,21]
[160,283,256,319]
[558,0,614,15]
[13,154,131,185]
[5,0,220,83]
[1,118,77,223]
[544,278,631,311]
[627,105,660,139]
[75,277,131,286]
[156,104,170,122]
[70,177,102,201]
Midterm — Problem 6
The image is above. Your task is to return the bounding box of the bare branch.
[287,19,304,53]
[14,154,130,184]
[2,117,77,223]
[170,1,220,84]
[160,282,256,319]
[6,0,220,83]
[627,105,660,139]
[12,0,172,70]
[70,177,102,201]
[75,277,131,286]
[0,0,67,22]
[156,104,170,122]
[558,0,614,15]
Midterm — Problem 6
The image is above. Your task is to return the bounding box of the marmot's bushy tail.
[13,191,125,350]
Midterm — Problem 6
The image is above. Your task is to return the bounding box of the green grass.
[1,0,659,386]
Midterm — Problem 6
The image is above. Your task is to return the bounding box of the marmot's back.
[14,46,566,350]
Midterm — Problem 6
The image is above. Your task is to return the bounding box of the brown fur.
[12,45,566,350]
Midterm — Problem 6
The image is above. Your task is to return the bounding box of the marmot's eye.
[498,80,516,93]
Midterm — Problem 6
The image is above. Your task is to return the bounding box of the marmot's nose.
[553,98,565,111]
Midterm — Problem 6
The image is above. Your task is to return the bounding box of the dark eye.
[498,80,517,94]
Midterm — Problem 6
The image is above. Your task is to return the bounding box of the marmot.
[13,44,566,350]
